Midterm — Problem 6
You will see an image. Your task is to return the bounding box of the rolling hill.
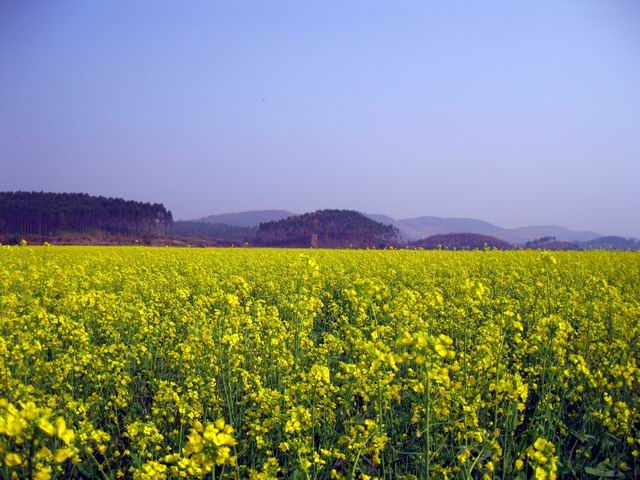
[254,209,399,247]
[195,210,296,227]
[364,214,602,244]
[6,195,631,249]
[187,209,623,247]
[580,236,640,251]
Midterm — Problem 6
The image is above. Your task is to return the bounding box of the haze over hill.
[385,216,601,244]
[193,210,603,244]
[3,2,640,238]
[197,210,296,227]
[2,192,637,249]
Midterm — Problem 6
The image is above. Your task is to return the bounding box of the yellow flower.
[34,466,52,480]
[2,413,27,437]
[5,452,23,467]
[55,417,75,444]
[54,447,75,463]
[21,401,39,420]
[38,418,56,436]
[535,466,548,480]
[457,448,471,464]
[35,447,54,462]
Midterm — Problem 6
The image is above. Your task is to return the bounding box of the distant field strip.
[1,247,639,479]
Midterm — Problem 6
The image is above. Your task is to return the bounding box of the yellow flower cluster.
[0,246,639,478]
[526,438,558,480]
[0,399,85,479]
[129,419,237,479]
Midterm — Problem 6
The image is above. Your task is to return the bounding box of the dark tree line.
[0,191,173,238]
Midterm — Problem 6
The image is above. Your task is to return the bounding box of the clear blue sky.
[1,1,639,236]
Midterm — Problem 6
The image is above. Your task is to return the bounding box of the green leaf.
[583,465,620,478]
[571,430,596,442]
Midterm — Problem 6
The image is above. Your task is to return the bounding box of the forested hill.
[411,233,513,250]
[0,191,173,239]
[254,209,399,247]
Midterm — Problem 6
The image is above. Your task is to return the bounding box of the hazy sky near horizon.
[1,1,639,236]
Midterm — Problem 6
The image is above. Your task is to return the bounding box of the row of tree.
[0,191,173,238]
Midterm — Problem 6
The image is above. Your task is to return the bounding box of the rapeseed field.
[0,247,638,479]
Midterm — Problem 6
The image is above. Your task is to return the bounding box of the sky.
[1,1,639,236]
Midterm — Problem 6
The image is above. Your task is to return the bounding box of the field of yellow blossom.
[1,246,639,479]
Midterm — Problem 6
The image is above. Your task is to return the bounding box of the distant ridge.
[581,236,640,251]
[511,225,601,244]
[5,195,633,248]
[195,210,296,227]
[188,209,622,246]
[364,214,602,244]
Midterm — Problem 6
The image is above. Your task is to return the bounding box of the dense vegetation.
[412,233,513,250]
[255,209,399,247]
[0,192,173,239]
[1,247,639,479]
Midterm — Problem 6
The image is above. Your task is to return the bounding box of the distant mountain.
[365,214,602,244]
[255,209,399,248]
[365,214,425,242]
[365,213,398,226]
[512,225,601,243]
[196,210,296,227]
[170,221,256,244]
[195,210,606,245]
[397,216,510,241]
[581,236,640,251]
[412,233,513,250]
